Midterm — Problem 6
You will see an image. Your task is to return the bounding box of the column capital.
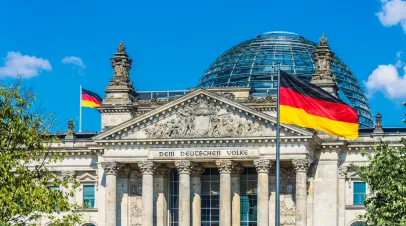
[101,161,122,175]
[293,158,313,172]
[191,163,205,177]
[138,161,156,175]
[175,160,192,174]
[216,160,234,174]
[338,165,348,179]
[121,165,131,178]
[253,159,272,174]
[231,163,244,177]
[155,164,170,177]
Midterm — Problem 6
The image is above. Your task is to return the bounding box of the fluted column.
[254,159,272,226]
[138,161,156,226]
[175,161,192,226]
[101,162,122,226]
[231,163,243,226]
[216,160,233,226]
[338,165,348,226]
[191,163,205,226]
[293,158,313,226]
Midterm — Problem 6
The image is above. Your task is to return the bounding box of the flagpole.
[275,63,281,226]
[79,85,82,133]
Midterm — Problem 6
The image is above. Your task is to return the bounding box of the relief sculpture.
[280,168,296,225]
[146,99,263,138]
[129,170,142,226]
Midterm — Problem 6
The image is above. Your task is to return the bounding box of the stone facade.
[39,41,406,226]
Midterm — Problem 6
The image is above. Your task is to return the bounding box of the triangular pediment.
[76,172,97,182]
[93,89,313,141]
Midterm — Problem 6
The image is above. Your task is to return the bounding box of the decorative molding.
[190,163,205,177]
[338,165,348,179]
[216,160,234,174]
[175,161,192,174]
[253,159,272,173]
[292,158,313,172]
[231,163,244,177]
[145,99,263,139]
[137,161,156,175]
[155,164,170,177]
[101,162,122,175]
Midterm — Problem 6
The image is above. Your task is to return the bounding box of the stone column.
[191,163,205,226]
[175,161,192,226]
[338,165,348,226]
[216,160,233,226]
[138,161,156,226]
[293,158,313,226]
[231,164,243,226]
[101,162,122,226]
[254,159,272,226]
[121,166,131,226]
[154,164,170,226]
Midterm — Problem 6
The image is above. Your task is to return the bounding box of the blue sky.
[1,0,406,132]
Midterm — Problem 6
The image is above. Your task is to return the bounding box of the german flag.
[279,70,358,139]
[81,88,102,108]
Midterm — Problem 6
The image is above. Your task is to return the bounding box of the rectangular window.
[353,182,366,205]
[50,185,60,192]
[83,185,95,208]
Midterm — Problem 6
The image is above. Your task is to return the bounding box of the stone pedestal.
[254,159,272,226]
[154,164,170,226]
[338,165,348,226]
[293,158,312,226]
[231,164,243,226]
[101,162,122,226]
[175,161,192,226]
[216,160,233,226]
[191,163,204,226]
[138,161,156,226]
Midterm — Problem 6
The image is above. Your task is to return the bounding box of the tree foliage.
[0,81,81,225]
[351,139,406,226]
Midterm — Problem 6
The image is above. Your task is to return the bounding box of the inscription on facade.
[150,149,258,159]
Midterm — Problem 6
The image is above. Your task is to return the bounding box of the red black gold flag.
[81,88,102,108]
[279,70,359,139]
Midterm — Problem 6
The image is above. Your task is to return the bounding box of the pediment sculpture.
[145,99,264,138]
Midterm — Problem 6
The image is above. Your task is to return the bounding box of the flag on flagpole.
[279,70,359,139]
[81,88,102,108]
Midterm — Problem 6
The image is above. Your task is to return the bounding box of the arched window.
[351,221,366,226]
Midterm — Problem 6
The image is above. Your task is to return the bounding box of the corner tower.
[97,41,137,130]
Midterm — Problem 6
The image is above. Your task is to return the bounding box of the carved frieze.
[145,99,263,138]
[292,158,313,172]
[253,159,272,173]
[137,161,156,175]
[101,162,122,175]
[338,165,348,179]
[175,161,192,174]
[216,160,234,174]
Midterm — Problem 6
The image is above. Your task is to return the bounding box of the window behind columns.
[201,168,220,226]
[169,169,179,226]
[240,167,258,226]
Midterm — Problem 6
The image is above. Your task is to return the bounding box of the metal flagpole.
[79,85,82,133]
[275,64,281,226]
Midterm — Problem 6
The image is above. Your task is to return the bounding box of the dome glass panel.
[198,31,373,128]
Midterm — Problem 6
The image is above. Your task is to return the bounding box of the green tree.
[0,81,81,225]
[351,139,406,226]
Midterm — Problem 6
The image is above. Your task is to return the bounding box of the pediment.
[76,172,97,182]
[93,89,313,141]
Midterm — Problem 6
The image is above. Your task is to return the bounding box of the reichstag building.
[45,32,405,226]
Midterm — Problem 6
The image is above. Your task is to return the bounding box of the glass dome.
[198,31,373,128]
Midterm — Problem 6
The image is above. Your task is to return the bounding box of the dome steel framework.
[198,31,373,128]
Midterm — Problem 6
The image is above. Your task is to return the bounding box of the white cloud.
[395,51,404,68]
[61,56,85,69]
[376,0,406,33]
[0,52,52,78]
[365,63,406,100]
